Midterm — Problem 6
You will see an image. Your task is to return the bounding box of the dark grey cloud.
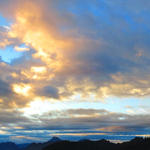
[37,86,59,99]
[0,79,12,97]
[0,109,30,127]
[67,109,108,115]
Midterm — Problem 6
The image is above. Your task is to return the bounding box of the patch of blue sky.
[60,96,150,114]
[68,2,111,21]
[16,43,29,50]
[104,96,150,114]
[59,1,113,34]
[60,100,125,113]
[119,14,150,33]
[0,14,11,26]
[0,46,25,63]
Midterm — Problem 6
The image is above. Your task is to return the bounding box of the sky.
[0,0,150,144]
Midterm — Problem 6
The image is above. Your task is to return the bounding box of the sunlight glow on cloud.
[22,98,69,116]
[31,66,47,74]
[12,84,32,97]
[14,46,29,52]
[51,133,107,136]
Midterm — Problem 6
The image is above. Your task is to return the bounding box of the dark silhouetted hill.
[43,139,115,150]
[118,137,150,150]
[17,143,30,149]
[43,137,150,150]
[23,137,62,150]
[0,137,150,150]
[0,142,19,150]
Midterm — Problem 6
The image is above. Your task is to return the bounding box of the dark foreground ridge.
[43,137,150,150]
[1,137,150,150]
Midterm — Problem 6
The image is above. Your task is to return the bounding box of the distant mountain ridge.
[0,137,150,150]
[0,137,61,150]
[23,137,62,150]
[43,137,150,150]
[0,142,19,150]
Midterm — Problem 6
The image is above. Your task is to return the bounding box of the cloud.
[37,86,59,99]
[1,108,150,135]
[14,46,29,52]
[0,79,12,97]
[96,126,130,132]
[0,109,30,126]
[0,108,150,142]
[0,0,149,102]
[0,26,21,48]
[19,108,150,132]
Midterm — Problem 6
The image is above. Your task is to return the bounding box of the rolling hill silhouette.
[43,137,150,150]
[0,137,150,150]
[24,137,61,150]
[0,142,19,150]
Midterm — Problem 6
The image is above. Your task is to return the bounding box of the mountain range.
[0,137,150,150]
